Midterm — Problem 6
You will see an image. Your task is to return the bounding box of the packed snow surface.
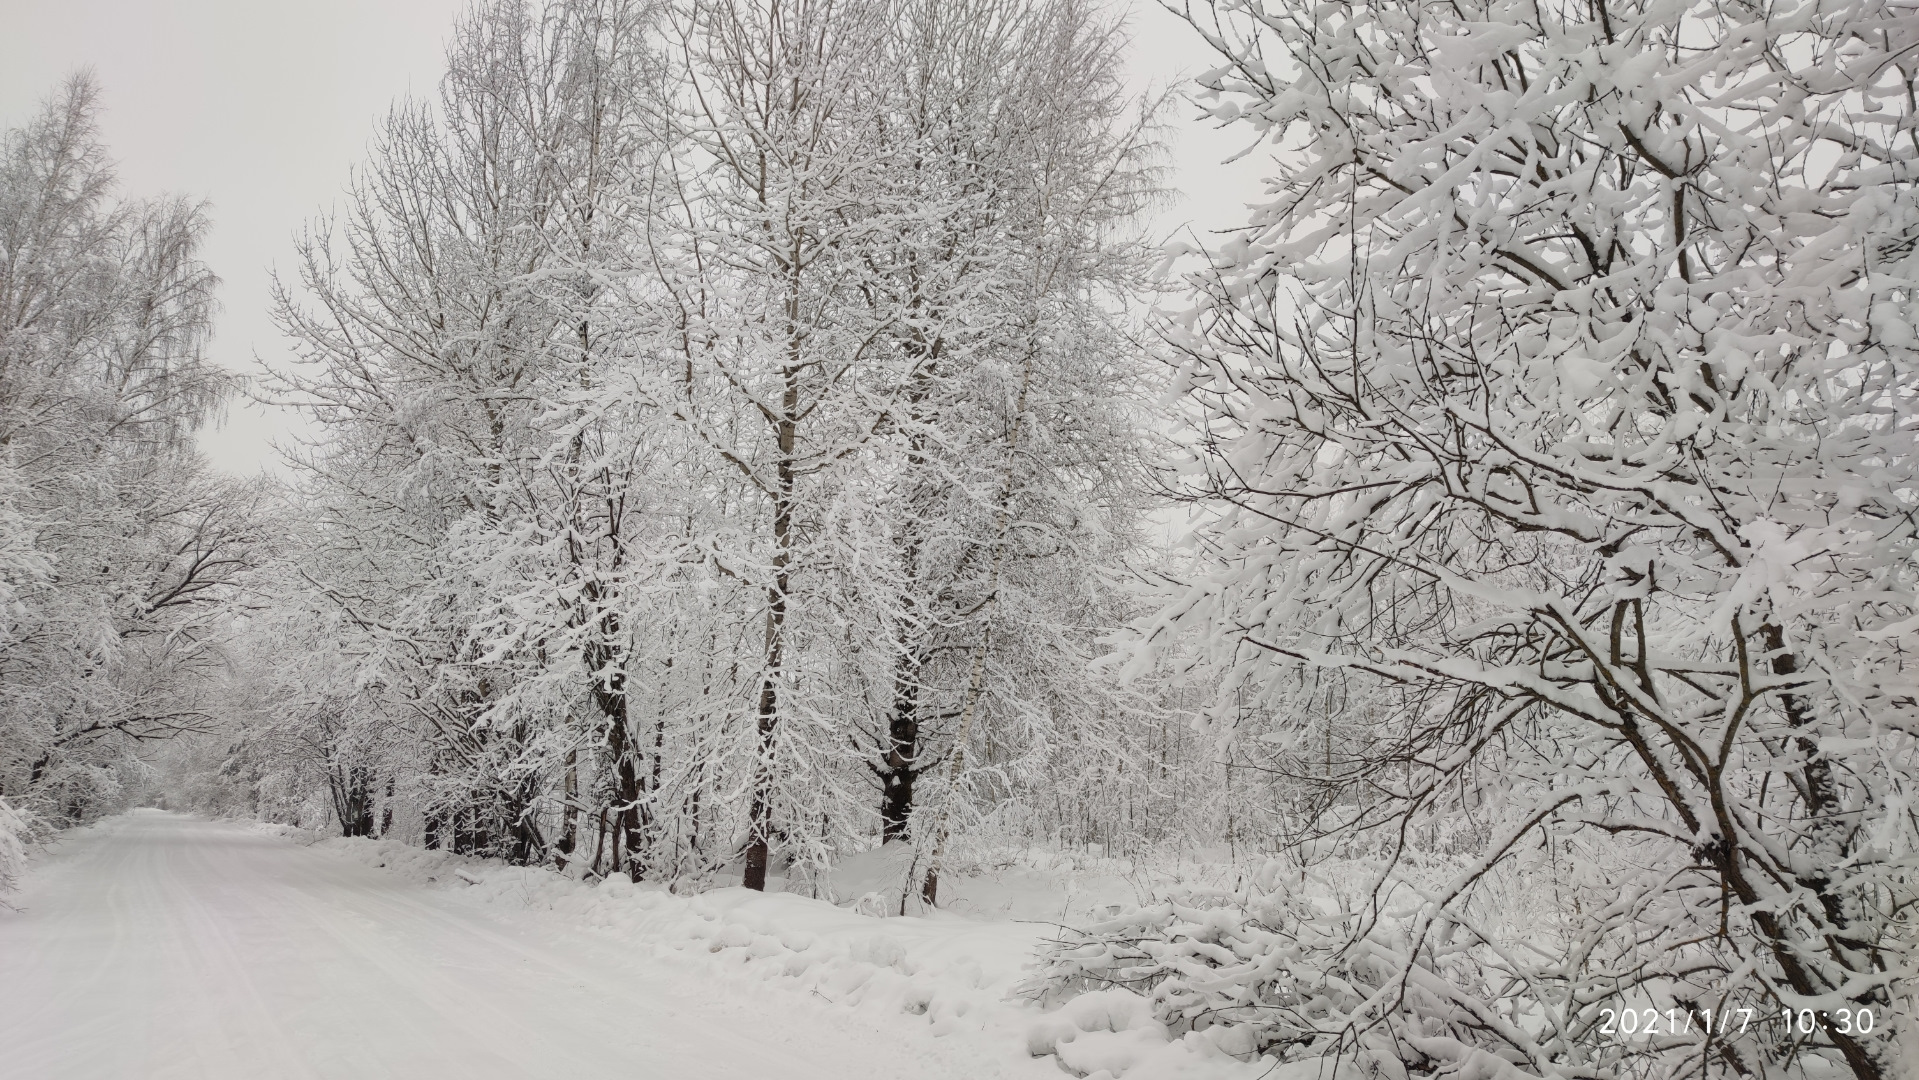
[0,810,1075,1079]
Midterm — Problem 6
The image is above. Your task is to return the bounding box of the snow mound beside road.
[301,833,1275,1080]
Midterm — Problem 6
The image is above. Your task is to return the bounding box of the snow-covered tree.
[268,0,668,858]
[1143,0,1919,1075]
[630,0,927,890]
[626,0,1164,893]
[850,0,1160,875]
[0,75,260,824]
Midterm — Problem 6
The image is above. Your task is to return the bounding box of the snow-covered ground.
[0,811,1268,1080]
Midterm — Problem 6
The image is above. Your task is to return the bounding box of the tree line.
[185,0,1193,904]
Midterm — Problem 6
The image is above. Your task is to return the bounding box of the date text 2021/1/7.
[1595,1007,1876,1040]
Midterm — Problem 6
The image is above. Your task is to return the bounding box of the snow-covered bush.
[0,796,43,899]
[1027,871,1575,1079]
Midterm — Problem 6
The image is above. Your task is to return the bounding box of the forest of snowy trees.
[2,0,1915,1077]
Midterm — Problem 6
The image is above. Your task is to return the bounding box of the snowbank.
[290,831,1278,1080]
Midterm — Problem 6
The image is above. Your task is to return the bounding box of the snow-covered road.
[0,811,1002,1079]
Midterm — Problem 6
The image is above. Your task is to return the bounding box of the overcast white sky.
[0,0,1262,476]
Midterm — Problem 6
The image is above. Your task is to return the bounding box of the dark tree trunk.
[336,765,376,838]
[882,290,940,846]
[743,450,795,892]
[603,711,644,876]
[742,262,806,893]
[504,775,545,865]
[742,662,779,891]
[452,808,477,855]
[588,624,644,878]
[556,748,578,868]
[879,661,923,842]
[686,783,702,866]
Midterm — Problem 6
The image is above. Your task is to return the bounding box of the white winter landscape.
[1,1,1916,1078]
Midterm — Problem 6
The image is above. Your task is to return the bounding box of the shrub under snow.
[0,797,41,899]
[1028,871,1607,1080]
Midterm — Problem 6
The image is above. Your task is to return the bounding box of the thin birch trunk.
[916,347,1036,907]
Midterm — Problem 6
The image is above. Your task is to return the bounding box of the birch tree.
[0,75,258,823]
[854,0,1160,873]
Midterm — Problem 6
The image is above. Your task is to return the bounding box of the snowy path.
[0,811,1010,1079]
